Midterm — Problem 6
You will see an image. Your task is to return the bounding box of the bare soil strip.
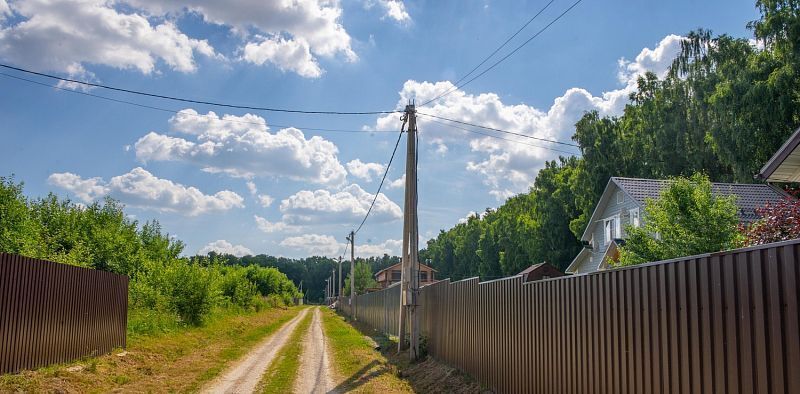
[201,307,310,394]
[293,307,335,394]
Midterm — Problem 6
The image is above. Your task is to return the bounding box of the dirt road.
[293,307,335,393]
[201,308,309,394]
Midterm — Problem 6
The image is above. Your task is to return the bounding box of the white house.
[566,177,788,274]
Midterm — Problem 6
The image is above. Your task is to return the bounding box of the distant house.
[374,261,437,289]
[566,177,788,275]
[518,262,566,282]
[758,125,800,183]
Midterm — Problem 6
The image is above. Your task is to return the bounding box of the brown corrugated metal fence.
[0,253,129,374]
[341,239,800,393]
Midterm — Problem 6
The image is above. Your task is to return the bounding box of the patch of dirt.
[347,318,489,394]
[294,307,335,394]
[391,356,488,394]
[201,308,310,393]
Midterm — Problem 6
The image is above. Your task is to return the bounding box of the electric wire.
[0,72,398,134]
[419,0,556,107]
[419,0,584,106]
[353,118,407,235]
[0,63,401,116]
[417,112,580,147]
[424,117,579,155]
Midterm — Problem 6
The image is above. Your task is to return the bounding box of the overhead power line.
[424,117,579,155]
[417,112,580,147]
[419,0,583,106]
[354,117,407,235]
[0,72,398,134]
[419,0,555,107]
[0,63,401,116]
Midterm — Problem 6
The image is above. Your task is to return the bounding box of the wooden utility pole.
[338,256,343,301]
[398,102,420,359]
[347,230,356,320]
[331,269,336,304]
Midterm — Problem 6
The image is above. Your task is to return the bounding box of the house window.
[616,191,624,204]
[391,270,401,281]
[420,271,428,282]
[629,208,640,227]
[604,216,620,245]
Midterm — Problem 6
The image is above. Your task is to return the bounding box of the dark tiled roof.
[612,177,789,222]
[374,261,437,278]
[517,263,546,276]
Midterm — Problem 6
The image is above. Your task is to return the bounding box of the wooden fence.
[340,240,800,393]
[0,253,129,374]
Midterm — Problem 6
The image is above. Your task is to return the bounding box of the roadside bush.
[219,267,260,310]
[0,176,302,330]
[161,260,220,325]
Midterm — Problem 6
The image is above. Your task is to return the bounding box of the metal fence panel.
[340,240,800,393]
[0,253,128,374]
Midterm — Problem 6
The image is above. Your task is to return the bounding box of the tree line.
[207,253,398,302]
[0,178,302,331]
[421,1,800,279]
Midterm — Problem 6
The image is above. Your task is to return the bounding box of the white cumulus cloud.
[134,109,347,185]
[0,0,357,78]
[0,0,216,76]
[48,167,244,216]
[257,194,275,207]
[346,159,385,182]
[254,214,298,233]
[388,174,405,189]
[130,0,356,76]
[198,239,253,257]
[242,36,322,78]
[279,183,402,225]
[357,239,402,257]
[375,35,685,199]
[365,0,411,24]
[280,233,343,256]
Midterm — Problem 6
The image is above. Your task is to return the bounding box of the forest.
[420,1,800,280]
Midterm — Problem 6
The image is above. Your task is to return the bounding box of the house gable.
[566,247,592,274]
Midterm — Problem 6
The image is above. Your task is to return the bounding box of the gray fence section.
[340,240,800,393]
[0,253,129,374]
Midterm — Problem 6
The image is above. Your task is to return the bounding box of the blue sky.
[0,0,760,258]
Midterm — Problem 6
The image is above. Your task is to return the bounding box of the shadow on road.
[328,360,387,393]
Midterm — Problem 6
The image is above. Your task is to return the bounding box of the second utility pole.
[347,230,356,320]
[398,102,420,360]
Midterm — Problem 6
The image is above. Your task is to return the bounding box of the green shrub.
[162,261,220,325]
[219,267,260,310]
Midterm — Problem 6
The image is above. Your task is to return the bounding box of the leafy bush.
[617,173,741,266]
[740,198,800,246]
[161,260,220,325]
[0,176,302,329]
[219,267,260,310]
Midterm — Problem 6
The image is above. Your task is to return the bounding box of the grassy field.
[322,309,413,393]
[256,308,313,393]
[0,306,303,393]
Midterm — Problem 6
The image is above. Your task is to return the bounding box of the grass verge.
[256,307,314,393]
[338,314,487,394]
[322,309,413,393]
[0,306,304,393]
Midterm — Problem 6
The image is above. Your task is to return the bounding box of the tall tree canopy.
[422,2,800,279]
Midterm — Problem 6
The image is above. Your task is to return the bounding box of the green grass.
[0,306,304,393]
[257,308,314,393]
[322,309,412,393]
